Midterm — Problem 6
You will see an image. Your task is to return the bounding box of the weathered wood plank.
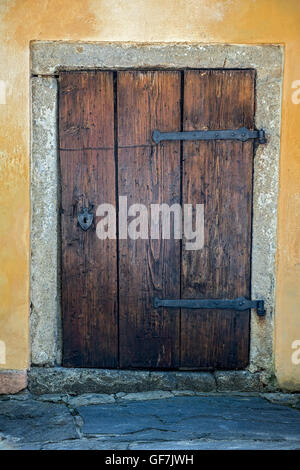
[117,71,181,368]
[59,71,118,367]
[180,69,255,369]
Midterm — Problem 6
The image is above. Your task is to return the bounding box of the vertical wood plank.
[59,71,118,367]
[181,70,255,369]
[117,71,181,368]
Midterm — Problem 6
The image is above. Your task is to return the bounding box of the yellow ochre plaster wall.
[0,0,299,390]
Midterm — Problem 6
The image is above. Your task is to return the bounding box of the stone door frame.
[30,41,283,390]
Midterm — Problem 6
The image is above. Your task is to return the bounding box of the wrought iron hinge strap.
[154,296,265,316]
[152,127,266,144]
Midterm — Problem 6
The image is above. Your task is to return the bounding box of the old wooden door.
[59,69,255,369]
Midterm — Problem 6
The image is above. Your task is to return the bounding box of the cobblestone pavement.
[0,391,299,450]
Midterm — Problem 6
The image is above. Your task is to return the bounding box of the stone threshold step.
[27,367,272,395]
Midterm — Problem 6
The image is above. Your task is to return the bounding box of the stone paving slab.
[8,438,300,451]
[78,405,164,436]
[5,439,130,451]
[0,392,299,450]
[77,396,300,442]
[0,399,78,444]
[129,440,300,450]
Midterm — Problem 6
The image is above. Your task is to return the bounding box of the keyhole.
[78,208,93,231]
